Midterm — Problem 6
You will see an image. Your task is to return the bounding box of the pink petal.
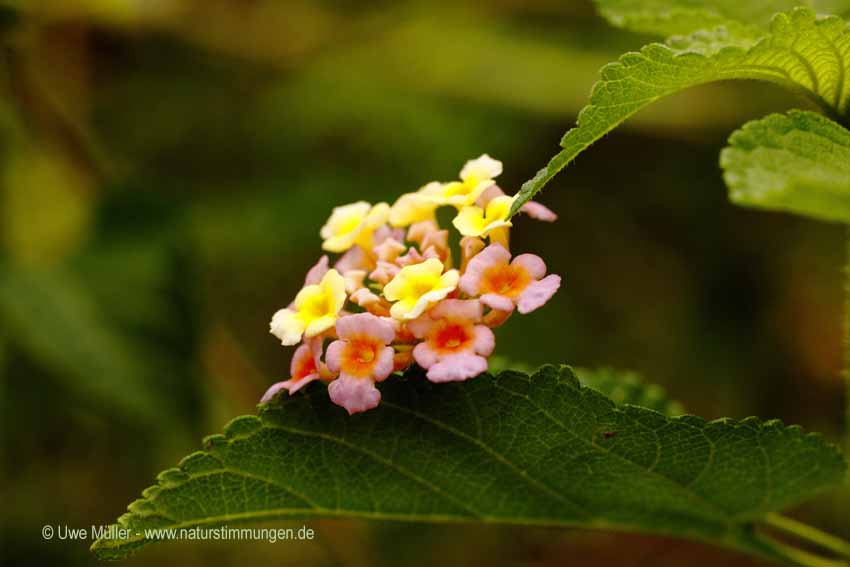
[426,353,487,383]
[406,314,435,339]
[369,261,400,285]
[412,341,439,368]
[421,230,449,253]
[335,312,395,344]
[407,220,440,244]
[517,274,561,314]
[326,339,345,373]
[511,253,547,280]
[397,246,438,267]
[459,243,510,296]
[480,293,515,312]
[373,225,405,246]
[431,298,482,322]
[260,381,289,403]
[374,238,406,262]
[372,346,395,382]
[328,374,381,414]
[474,185,506,207]
[520,201,557,222]
[460,236,485,265]
[304,255,330,285]
[350,287,382,307]
[289,344,311,376]
[260,373,320,402]
[334,246,369,272]
[472,325,495,356]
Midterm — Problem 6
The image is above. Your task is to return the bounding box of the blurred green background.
[0,0,847,565]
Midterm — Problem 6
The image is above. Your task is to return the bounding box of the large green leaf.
[720,109,850,222]
[92,365,846,563]
[592,0,850,37]
[510,7,850,216]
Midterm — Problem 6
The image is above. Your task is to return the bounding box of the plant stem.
[759,538,848,567]
[764,514,850,559]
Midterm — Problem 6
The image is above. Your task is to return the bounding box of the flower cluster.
[263,155,561,414]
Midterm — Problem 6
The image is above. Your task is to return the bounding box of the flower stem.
[764,513,850,560]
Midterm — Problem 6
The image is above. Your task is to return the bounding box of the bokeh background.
[1,1,848,565]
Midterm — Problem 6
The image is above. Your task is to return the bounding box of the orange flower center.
[342,337,380,377]
[293,354,318,379]
[480,264,530,298]
[431,320,473,354]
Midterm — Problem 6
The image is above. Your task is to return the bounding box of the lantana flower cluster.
[263,155,561,414]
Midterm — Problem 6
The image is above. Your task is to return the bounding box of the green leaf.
[510,7,850,217]
[592,0,850,37]
[575,367,685,416]
[720,109,850,222]
[92,366,846,563]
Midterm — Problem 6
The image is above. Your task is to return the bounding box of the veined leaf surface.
[92,366,846,563]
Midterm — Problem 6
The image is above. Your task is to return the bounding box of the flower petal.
[460,154,502,181]
[325,339,345,374]
[305,315,337,338]
[520,201,557,222]
[259,381,290,403]
[334,245,370,273]
[472,325,495,356]
[290,343,315,376]
[431,298,482,322]
[517,274,561,314]
[373,346,395,381]
[335,312,395,344]
[260,372,321,403]
[480,293,515,312]
[328,374,381,414]
[511,253,547,280]
[304,255,329,286]
[270,308,305,346]
[475,185,506,207]
[426,353,487,383]
[459,243,510,295]
[412,341,439,368]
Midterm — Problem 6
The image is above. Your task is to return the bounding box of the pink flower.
[369,260,401,285]
[326,313,396,414]
[396,246,439,268]
[476,185,557,222]
[459,244,560,314]
[374,238,406,262]
[260,337,323,402]
[304,255,329,285]
[407,299,495,383]
[334,245,371,273]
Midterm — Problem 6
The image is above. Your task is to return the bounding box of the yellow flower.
[320,201,390,253]
[383,258,459,320]
[452,195,514,240]
[270,269,346,345]
[423,154,502,208]
[388,183,440,227]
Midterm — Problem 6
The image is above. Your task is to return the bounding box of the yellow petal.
[320,201,371,252]
[270,308,305,346]
[452,205,488,236]
[460,154,502,182]
[389,192,437,227]
[383,259,458,320]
